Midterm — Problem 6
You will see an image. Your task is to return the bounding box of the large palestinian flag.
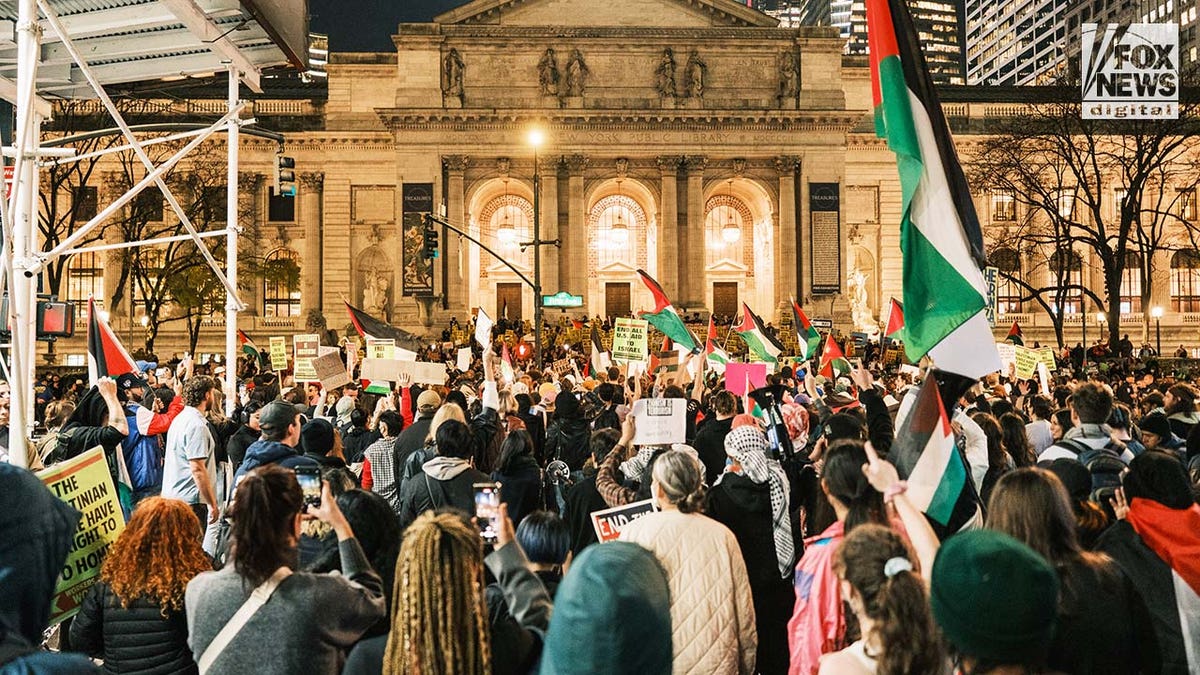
[345,301,406,395]
[867,0,1000,379]
[891,377,981,538]
[790,297,821,360]
[237,329,267,368]
[636,269,699,353]
[704,315,730,373]
[734,302,784,364]
[1126,498,1200,672]
[87,297,138,385]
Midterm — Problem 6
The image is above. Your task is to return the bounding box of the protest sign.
[612,318,649,364]
[457,347,472,372]
[1014,345,1039,380]
[475,308,494,348]
[293,334,320,381]
[1035,346,1058,372]
[552,358,573,376]
[996,342,1017,372]
[725,362,768,395]
[345,341,359,378]
[591,499,659,542]
[268,337,288,371]
[38,448,126,625]
[361,358,447,386]
[631,398,686,445]
[312,351,352,390]
[366,338,395,360]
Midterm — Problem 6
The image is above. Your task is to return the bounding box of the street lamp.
[1151,305,1163,355]
[529,127,545,370]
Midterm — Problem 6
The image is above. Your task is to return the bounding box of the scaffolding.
[2,0,307,468]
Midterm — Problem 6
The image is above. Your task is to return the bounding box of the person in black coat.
[393,389,440,467]
[694,390,737,486]
[70,496,212,674]
[562,429,621,556]
[491,431,543,527]
[705,425,795,675]
[225,401,263,473]
[516,393,546,461]
[544,391,591,472]
[396,419,491,530]
[341,408,380,465]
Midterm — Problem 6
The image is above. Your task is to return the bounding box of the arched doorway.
[702,177,773,316]
[587,177,656,318]
[467,177,535,321]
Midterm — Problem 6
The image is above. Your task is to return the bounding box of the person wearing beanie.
[706,425,794,675]
[545,390,592,472]
[1097,452,1200,674]
[1139,412,1186,456]
[301,417,347,469]
[986,468,1158,675]
[930,530,1060,672]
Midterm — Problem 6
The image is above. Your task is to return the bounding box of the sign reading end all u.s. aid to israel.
[1082,23,1178,120]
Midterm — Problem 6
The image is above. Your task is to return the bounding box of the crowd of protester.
[1,316,1200,675]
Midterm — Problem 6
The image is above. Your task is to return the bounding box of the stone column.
[238,172,266,316]
[775,156,799,304]
[657,156,680,299]
[565,154,588,304]
[539,157,560,295]
[682,156,707,310]
[444,156,470,314]
[299,171,324,316]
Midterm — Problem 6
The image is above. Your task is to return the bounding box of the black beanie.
[301,418,335,456]
[555,391,580,419]
[1123,451,1194,510]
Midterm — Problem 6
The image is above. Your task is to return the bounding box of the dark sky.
[310,0,466,52]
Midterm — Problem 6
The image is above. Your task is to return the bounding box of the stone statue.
[655,48,676,98]
[778,52,799,98]
[847,267,879,336]
[684,50,706,98]
[441,48,464,97]
[565,48,589,96]
[538,48,560,96]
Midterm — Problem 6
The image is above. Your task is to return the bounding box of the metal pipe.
[224,65,238,414]
[62,228,231,255]
[534,146,542,370]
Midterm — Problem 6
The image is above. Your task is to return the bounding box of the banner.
[312,351,352,390]
[591,499,659,543]
[809,182,842,295]
[401,183,435,297]
[38,448,126,624]
[292,334,320,381]
[983,266,999,327]
[631,398,686,445]
[612,318,649,364]
[725,362,768,395]
[268,336,288,371]
[361,358,447,386]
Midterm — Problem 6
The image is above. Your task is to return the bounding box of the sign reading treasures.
[809,182,842,295]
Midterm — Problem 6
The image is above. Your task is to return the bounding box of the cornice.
[375,108,862,132]
[436,26,808,41]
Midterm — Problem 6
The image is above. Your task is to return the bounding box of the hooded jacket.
[395,456,489,530]
[232,439,319,483]
[540,541,672,675]
[544,416,591,471]
[0,463,100,674]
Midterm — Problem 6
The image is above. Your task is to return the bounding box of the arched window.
[588,194,647,271]
[992,247,1022,314]
[1050,249,1083,314]
[1119,251,1142,314]
[703,193,750,270]
[262,249,301,318]
[479,194,533,274]
[1171,250,1200,312]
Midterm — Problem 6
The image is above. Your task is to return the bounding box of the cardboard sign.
[457,347,472,372]
[1035,346,1058,372]
[361,358,447,386]
[725,362,768,395]
[268,336,288,371]
[293,334,320,382]
[366,338,395,360]
[1014,345,1039,380]
[552,357,573,376]
[312,351,351,390]
[591,499,659,543]
[631,398,686,445]
[612,317,648,364]
[38,448,127,625]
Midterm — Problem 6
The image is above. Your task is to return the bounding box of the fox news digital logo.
[1082,23,1178,120]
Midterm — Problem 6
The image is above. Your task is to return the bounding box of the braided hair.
[383,512,491,675]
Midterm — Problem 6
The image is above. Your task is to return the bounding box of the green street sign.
[542,291,584,308]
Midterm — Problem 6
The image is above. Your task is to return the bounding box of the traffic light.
[422,224,440,259]
[274,153,296,197]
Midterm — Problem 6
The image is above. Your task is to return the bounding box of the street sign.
[542,291,584,308]
[811,318,833,332]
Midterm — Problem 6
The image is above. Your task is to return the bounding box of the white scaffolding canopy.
[2,0,308,468]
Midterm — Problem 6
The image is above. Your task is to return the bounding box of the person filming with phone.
[185,464,386,675]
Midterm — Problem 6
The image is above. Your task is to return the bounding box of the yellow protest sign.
[38,447,126,624]
[366,338,395,360]
[268,336,288,371]
[612,318,648,364]
[1035,346,1058,372]
[1014,345,1038,380]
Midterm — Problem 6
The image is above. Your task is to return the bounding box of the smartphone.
[473,482,502,543]
[294,466,322,508]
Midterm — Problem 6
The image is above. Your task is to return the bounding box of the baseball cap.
[258,400,300,433]
[115,372,150,393]
[417,389,442,412]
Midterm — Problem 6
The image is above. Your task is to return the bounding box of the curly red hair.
[101,497,211,615]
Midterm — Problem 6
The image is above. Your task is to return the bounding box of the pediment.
[435,0,779,28]
[488,258,532,274]
[596,259,640,275]
[707,258,749,273]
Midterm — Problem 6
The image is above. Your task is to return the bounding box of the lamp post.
[1152,305,1163,355]
[1097,311,1107,364]
[1080,306,1087,372]
[528,128,546,370]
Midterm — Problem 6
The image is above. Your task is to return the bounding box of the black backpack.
[1056,438,1127,502]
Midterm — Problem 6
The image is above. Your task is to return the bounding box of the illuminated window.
[991,190,1016,221]
[1171,249,1200,312]
[1120,251,1142,314]
[1051,249,1083,314]
[992,247,1022,314]
[66,250,104,317]
[262,249,301,318]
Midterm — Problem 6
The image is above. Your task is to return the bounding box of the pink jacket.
[786,521,845,675]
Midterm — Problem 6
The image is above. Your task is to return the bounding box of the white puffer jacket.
[620,509,757,675]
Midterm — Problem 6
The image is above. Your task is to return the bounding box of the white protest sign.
[312,351,351,390]
[476,308,494,348]
[457,347,472,372]
[361,358,447,386]
[591,499,659,542]
[632,398,686,445]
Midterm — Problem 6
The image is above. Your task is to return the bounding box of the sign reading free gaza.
[1082,23,1178,120]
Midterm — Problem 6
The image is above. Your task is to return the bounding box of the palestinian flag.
[704,315,730,373]
[636,269,699,353]
[891,376,981,539]
[87,296,138,385]
[590,324,611,374]
[1006,320,1024,346]
[237,329,266,368]
[1126,498,1200,672]
[345,301,401,395]
[867,0,1000,379]
[791,297,821,360]
[818,334,851,379]
[572,318,585,330]
[500,343,516,383]
[734,302,784,364]
[885,298,905,338]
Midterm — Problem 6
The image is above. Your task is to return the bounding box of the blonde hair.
[383,512,490,675]
[425,404,466,444]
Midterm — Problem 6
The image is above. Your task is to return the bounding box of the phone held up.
[474,482,502,543]
[294,466,322,508]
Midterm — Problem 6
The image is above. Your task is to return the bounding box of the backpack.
[1056,438,1127,502]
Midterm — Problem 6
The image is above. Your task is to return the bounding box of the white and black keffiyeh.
[719,425,795,577]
